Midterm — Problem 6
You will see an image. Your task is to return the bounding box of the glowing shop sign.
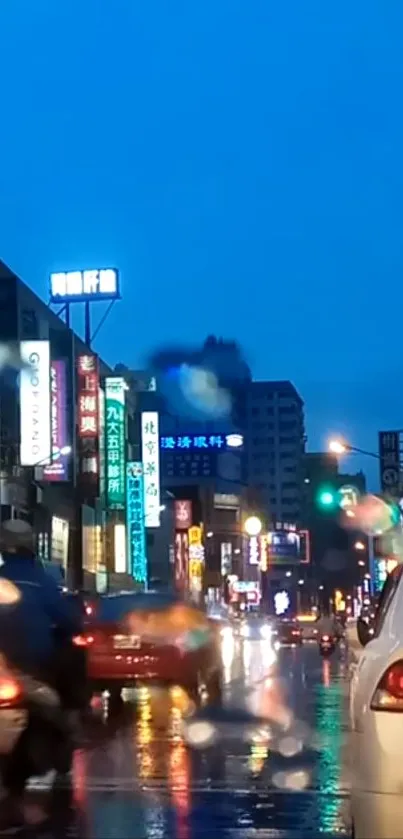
[126,462,147,584]
[141,412,161,528]
[274,590,290,616]
[249,536,260,566]
[160,433,244,451]
[50,269,120,303]
[105,377,126,510]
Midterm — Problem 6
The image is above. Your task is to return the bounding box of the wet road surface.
[28,636,352,838]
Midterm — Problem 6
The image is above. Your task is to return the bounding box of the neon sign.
[160,433,243,451]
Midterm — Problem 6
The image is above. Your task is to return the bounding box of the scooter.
[0,658,73,783]
[319,634,336,656]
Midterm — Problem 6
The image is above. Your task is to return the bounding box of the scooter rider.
[316,610,341,640]
[0,518,81,830]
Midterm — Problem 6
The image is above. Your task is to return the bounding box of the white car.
[350,564,403,838]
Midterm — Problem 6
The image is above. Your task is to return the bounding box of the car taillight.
[292,630,300,636]
[371,660,403,711]
[73,634,94,647]
[322,635,330,641]
[0,677,21,705]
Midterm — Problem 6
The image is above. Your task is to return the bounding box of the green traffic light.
[320,491,335,506]
[316,485,338,510]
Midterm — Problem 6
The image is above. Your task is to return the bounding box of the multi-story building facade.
[0,259,141,593]
[246,380,306,525]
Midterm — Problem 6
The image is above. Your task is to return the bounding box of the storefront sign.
[126,462,147,584]
[267,530,301,564]
[141,412,161,527]
[175,531,189,594]
[20,341,51,467]
[98,387,106,501]
[105,377,126,509]
[50,268,120,303]
[188,526,204,603]
[44,360,69,481]
[248,536,260,565]
[160,433,243,451]
[77,355,100,493]
[174,500,192,530]
[379,431,401,495]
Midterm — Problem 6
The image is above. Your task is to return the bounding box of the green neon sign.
[105,377,126,509]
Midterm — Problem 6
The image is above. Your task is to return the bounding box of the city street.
[30,635,352,838]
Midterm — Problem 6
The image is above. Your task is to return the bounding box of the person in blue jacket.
[0,518,81,830]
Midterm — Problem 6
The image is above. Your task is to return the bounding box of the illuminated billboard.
[49,269,120,303]
[160,433,243,451]
[43,360,69,481]
[77,354,100,493]
[105,377,126,510]
[126,462,147,584]
[141,412,161,527]
[267,530,301,565]
[20,341,51,467]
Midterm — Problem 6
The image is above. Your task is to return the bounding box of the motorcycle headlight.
[260,624,272,640]
[240,624,250,638]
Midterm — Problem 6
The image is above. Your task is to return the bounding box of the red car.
[80,591,223,704]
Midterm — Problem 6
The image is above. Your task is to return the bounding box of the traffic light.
[316,485,338,510]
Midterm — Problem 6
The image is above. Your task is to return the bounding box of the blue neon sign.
[160,433,243,451]
[126,462,147,584]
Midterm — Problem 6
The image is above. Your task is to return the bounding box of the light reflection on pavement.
[33,637,352,838]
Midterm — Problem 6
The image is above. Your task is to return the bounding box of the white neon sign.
[50,269,119,302]
[20,341,51,467]
[141,412,161,528]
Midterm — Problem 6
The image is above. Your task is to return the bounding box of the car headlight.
[260,624,272,640]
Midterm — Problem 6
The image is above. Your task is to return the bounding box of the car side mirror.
[357,616,373,647]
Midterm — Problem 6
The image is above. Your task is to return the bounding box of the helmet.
[0,519,35,554]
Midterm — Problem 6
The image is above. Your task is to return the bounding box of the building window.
[280,436,298,444]
[282,481,297,490]
[279,405,297,415]
[279,421,297,431]
[251,407,260,416]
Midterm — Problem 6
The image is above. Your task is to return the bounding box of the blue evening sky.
[1,1,402,488]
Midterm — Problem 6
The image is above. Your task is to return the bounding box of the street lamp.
[244,516,262,537]
[328,437,380,460]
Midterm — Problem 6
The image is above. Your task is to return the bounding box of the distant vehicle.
[237,613,273,640]
[350,563,403,838]
[296,614,319,642]
[275,619,302,647]
[318,633,336,656]
[83,591,223,705]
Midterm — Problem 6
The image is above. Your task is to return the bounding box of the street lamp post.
[328,437,383,597]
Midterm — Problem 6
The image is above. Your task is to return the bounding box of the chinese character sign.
[43,360,69,481]
[77,354,100,492]
[379,431,401,495]
[174,500,192,530]
[105,377,126,510]
[98,388,106,501]
[141,412,161,528]
[126,462,147,584]
[248,536,260,566]
[50,269,120,303]
[160,433,243,451]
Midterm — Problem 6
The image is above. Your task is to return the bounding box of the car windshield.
[96,592,181,623]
